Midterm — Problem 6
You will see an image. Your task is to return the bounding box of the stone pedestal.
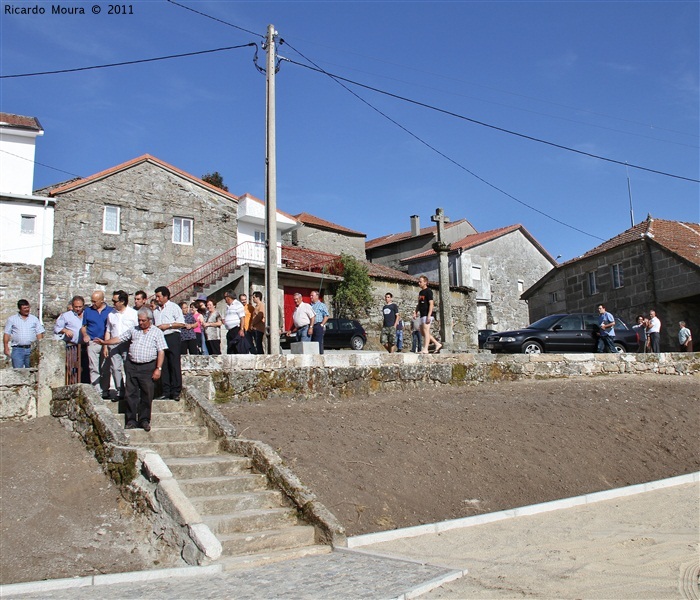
[290,342,320,355]
[36,339,66,417]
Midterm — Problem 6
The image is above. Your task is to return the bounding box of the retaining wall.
[181,351,699,403]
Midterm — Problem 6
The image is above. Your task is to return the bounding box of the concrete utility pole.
[431,208,454,349]
[265,24,280,354]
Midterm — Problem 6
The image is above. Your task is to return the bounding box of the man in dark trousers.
[153,286,185,401]
[95,308,166,431]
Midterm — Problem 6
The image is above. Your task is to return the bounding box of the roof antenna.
[626,162,635,227]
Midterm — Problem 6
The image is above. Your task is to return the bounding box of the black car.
[478,329,498,349]
[484,313,639,354]
[281,318,367,350]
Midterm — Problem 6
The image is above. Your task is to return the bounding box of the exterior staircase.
[109,398,331,569]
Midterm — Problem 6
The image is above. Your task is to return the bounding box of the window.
[611,264,624,289]
[549,291,560,304]
[587,271,598,295]
[103,206,120,234]
[254,230,266,244]
[517,280,524,294]
[556,315,582,330]
[471,266,482,281]
[20,215,35,234]
[173,217,193,245]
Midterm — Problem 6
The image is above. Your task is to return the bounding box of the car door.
[323,319,339,349]
[581,314,601,351]
[547,315,584,352]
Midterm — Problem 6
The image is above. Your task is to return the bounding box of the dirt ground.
[0,417,182,585]
[0,373,698,584]
[222,374,700,536]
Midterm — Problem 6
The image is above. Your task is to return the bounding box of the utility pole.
[265,24,280,354]
[431,208,454,350]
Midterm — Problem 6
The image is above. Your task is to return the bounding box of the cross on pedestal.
[431,208,454,349]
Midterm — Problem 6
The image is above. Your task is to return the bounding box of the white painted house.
[0,112,54,266]
[236,193,299,265]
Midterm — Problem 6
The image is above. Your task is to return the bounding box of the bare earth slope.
[222,374,699,536]
[1,374,697,583]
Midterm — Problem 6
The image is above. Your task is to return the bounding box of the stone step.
[148,412,199,428]
[105,399,188,415]
[190,490,286,515]
[143,440,220,458]
[218,525,317,557]
[178,474,269,497]
[203,508,299,535]
[125,426,210,444]
[165,455,253,479]
[217,544,332,572]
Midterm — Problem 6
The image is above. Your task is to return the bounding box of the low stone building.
[286,212,367,261]
[399,224,556,333]
[39,155,239,318]
[365,215,477,271]
[522,216,700,351]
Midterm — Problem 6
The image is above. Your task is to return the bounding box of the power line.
[283,58,699,185]
[0,44,256,79]
[281,41,605,242]
[165,0,263,39]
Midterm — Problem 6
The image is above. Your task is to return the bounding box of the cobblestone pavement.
[5,550,460,600]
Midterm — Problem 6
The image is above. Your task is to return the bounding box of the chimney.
[410,215,420,237]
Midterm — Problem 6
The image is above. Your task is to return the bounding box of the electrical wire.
[0,44,256,79]
[165,0,264,39]
[283,58,699,185]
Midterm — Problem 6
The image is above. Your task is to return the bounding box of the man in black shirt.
[381,293,400,353]
[415,275,442,354]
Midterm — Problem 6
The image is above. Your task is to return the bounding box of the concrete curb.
[347,471,700,548]
[0,564,222,597]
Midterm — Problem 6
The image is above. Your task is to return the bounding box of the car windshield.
[527,315,564,330]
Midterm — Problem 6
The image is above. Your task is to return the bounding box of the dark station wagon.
[484,313,639,354]
[281,318,367,351]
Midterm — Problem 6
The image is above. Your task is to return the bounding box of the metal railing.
[65,344,82,385]
[167,242,342,302]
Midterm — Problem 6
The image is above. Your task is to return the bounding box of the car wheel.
[614,342,626,353]
[350,336,365,350]
[521,340,543,354]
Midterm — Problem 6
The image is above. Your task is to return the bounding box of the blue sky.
[2,0,698,262]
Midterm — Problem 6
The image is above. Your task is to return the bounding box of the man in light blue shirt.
[54,295,85,344]
[3,299,45,368]
[310,290,330,354]
[596,304,618,353]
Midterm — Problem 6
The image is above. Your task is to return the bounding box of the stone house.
[285,212,366,261]
[40,154,239,318]
[392,223,556,333]
[521,216,700,351]
[0,112,52,323]
[365,215,477,271]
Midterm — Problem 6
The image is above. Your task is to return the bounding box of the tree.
[329,254,373,319]
[202,171,229,192]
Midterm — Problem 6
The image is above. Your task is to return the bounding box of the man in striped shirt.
[96,308,166,431]
[3,299,45,368]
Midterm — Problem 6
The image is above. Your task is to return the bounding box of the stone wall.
[180,351,699,403]
[42,161,238,319]
[0,262,41,325]
[289,226,365,261]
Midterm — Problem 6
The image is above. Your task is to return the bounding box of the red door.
[283,287,314,330]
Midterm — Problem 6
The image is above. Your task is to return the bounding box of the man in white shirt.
[104,290,139,400]
[223,289,246,354]
[286,293,315,342]
[647,309,662,353]
[153,286,186,401]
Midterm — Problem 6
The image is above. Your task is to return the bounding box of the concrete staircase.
[110,398,331,569]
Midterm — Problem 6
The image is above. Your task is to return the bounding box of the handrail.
[168,241,342,302]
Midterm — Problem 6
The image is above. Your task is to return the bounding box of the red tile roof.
[0,112,43,132]
[47,154,239,201]
[293,212,365,237]
[365,218,473,250]
[400,224,557,265]
[565,216,700,267]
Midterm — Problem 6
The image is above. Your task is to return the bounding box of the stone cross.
[431,208,454,349]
